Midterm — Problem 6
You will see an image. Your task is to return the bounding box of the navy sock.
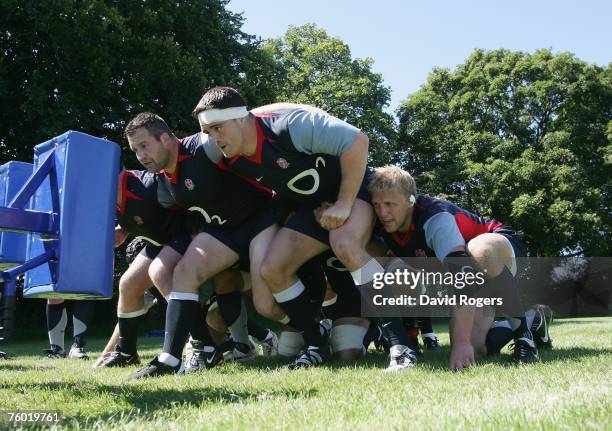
[485,325,513,355]
[190,305,215,346]
[118,315,143,355]
[417,316,434,334]
[247,318,269,342]
[279,290,323,347]
[72,300,96,347]
[162,299,199,360]
[363,321,384,349]
[46,302,67,350]
[216,292,242,326]
[381,317,413,348]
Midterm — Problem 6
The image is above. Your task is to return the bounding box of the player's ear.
[159,132,173,146]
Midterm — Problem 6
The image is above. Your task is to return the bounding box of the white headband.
[197,106,248,126]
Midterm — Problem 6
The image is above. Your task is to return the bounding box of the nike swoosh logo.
[206,356,216,365]
[256,176,264,182]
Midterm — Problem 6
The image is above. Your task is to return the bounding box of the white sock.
[158,352,180,367]
[350,258,384,286]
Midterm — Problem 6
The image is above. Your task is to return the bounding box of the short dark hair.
[124,112,173,140]
[192,86,248,118]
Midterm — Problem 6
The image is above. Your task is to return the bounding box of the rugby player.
[124,113,288,379]
[368,165,542,370]
[193,87,416,370]
[94,168,212,368]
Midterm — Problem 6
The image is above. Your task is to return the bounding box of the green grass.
[1,317,611,430]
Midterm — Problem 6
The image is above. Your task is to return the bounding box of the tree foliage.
[397,49,611,256]
[0,0,276,164]
[262,24,396,166]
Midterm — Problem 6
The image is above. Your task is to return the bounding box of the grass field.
[1,317,611,430]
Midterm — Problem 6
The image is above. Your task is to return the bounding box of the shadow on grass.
[0,380,318,424]
[0,362,41,372]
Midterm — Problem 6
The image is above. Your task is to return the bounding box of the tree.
[0,0,279,325]
[0,0,276,164]
[261,24,396,165]
[397,49,611,256]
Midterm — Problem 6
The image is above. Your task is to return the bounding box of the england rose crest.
[276,158,290,169]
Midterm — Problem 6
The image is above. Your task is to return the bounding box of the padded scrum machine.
[0,162,32,270]
[0,162,32,340]
[0,131,119,301]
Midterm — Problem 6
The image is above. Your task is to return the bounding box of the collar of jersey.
[392,223,416,246]
[228,115,271,165]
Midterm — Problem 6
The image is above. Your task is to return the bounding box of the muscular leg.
[339,201,418,356]
[465,233,537,362]
[46,298,67,352]
[214,269,250,346]
[111,253,154,361]
[117,253,155,315]
[260,228,328,350]
[249,225,289,322]
[72,301,95,349]
[148,246,184,298]
[159,233,239,366]
[329,199,375,272]
[467,234,530,336]
[261,227,328,293]
[205,305,229,345]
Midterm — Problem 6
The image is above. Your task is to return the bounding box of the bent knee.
[148,261,171,287]
[467,233,515,277]
[260,257,287,286]
[173,258,205,287]
[330,235,363,269]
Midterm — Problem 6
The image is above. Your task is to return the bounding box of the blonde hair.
[367,165,417,201]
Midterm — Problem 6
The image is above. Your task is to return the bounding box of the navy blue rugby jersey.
[156,133,271,229]
[207,109,362,207]
[380,195,505,260]
[116,170,190,246]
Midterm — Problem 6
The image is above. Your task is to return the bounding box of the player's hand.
[318,201,352,230]
[114,226,128,248]
[313,201,332,225]
[92,355,105,368]
[449,341,475,371]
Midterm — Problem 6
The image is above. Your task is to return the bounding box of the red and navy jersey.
[380,195,505,259]
[156,133,271,229]
[116,170,190,246]
[210,109,360,207]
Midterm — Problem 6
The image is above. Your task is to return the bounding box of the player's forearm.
[450,304,476,344]
[336,132,369,208]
